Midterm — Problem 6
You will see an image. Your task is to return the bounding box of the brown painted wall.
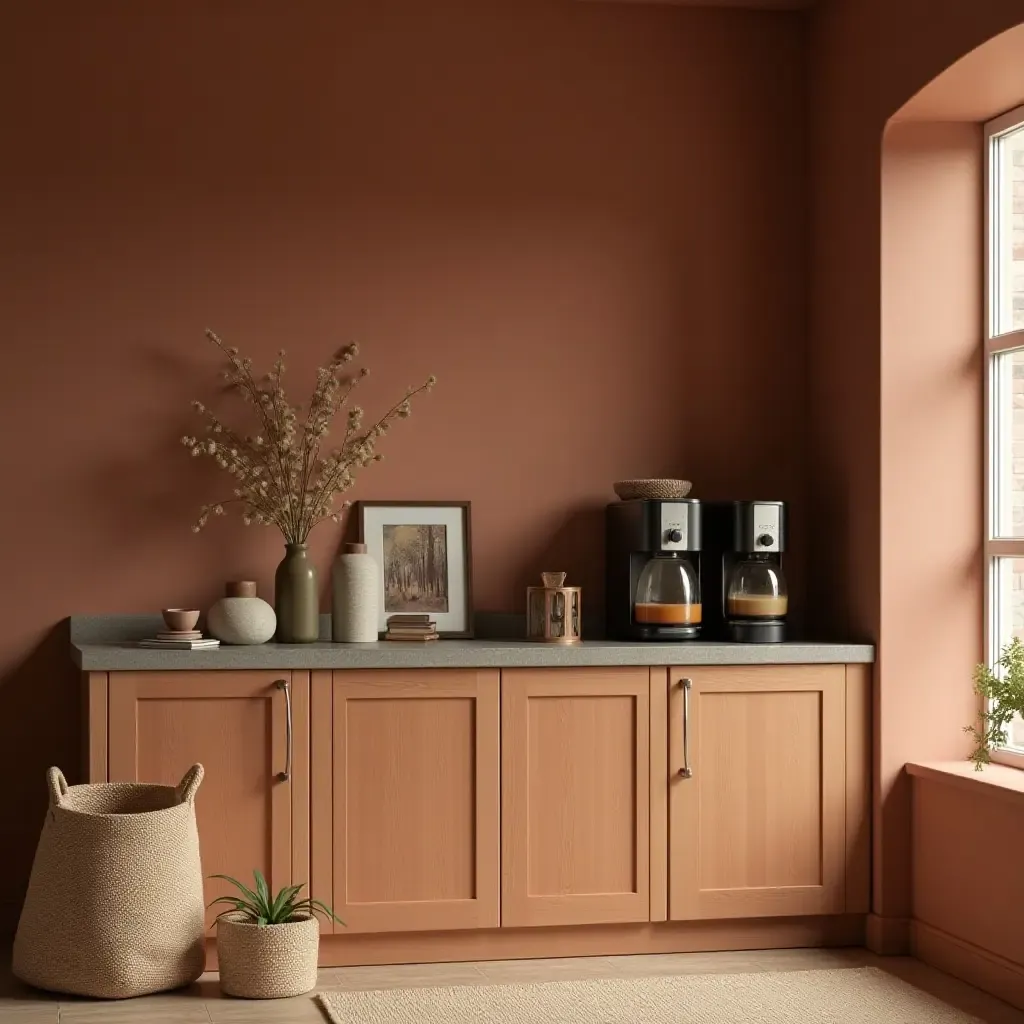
[0,2,807,927]
[808,0,1024,927]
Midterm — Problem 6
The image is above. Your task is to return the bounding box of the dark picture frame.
[355,501,474,639]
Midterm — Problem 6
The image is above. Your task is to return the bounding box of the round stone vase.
[274,545,319,644]
[207,581,276,645]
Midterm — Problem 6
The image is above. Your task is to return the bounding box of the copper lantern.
[527,572,582,644]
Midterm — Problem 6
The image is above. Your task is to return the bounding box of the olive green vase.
[274,544,319,643]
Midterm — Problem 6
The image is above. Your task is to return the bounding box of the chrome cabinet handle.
[276,679,292,782]
[678,677,693,779]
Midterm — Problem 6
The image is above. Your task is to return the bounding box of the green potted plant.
[210,870,343,998]
[966,636,1024,769]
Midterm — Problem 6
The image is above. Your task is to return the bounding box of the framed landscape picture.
[355,501,474,638]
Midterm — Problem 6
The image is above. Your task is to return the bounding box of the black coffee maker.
[703,500,788,643]
[605,499,703,640]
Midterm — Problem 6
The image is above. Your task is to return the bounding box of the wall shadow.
[0,623,78,938]
[513,503,607,636]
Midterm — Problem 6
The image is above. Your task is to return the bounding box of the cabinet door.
[331,669,500,933]
[108,671,309,931]
[668,666,845,920]
[502,668,650,927]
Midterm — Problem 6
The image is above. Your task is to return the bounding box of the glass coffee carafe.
[725,554,788,621]
[634,553,701,629]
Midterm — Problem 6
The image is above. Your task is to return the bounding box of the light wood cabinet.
[85,656,871,964]
[665,665,850,920]
[106,670,309,932]
[501,668,650,927]
[326,669,500,933]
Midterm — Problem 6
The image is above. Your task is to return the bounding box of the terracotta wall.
[878,119,983,921]
[808,0,1024,937]
[912,772,1024,1004]
[0,2,807,930]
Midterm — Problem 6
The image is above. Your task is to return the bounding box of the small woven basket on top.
[613,479,692,501]
[13,765,206,999]
[216,912,320,998]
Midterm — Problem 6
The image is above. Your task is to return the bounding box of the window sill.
[906,760,1024,809]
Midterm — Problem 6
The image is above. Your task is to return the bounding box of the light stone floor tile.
[1,1009,61,1024]
[601,947,872,977]
[204,996,324,1023]
[319,962,489,991]
[58,993,213,1023]
[471,954,619,983]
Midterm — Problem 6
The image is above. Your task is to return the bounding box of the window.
[985,104,1024,755]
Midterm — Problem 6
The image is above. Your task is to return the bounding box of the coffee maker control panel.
[659,502,698,552]
[752,503,782,552]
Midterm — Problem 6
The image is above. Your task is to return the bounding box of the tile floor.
[2,947,1023,1023]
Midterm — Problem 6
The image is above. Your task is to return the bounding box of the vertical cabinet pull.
[677,677,693,779]
[276,679,292,782]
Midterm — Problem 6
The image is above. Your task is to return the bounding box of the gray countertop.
[70,616,873,671]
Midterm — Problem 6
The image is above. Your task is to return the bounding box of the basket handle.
[176,763,204,805]
[46,767,68,808]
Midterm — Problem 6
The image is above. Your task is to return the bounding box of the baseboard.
[865,913,910,955]
[311,915,867,969]
[912,920,1024,1011]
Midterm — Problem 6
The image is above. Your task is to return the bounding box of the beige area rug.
[318,967,980,1023]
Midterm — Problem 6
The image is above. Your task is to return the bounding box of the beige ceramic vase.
[331,543,380,643]
[207,581,276,645]
[216,913,319,998]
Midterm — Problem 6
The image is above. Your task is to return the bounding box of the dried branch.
[183,330,436,544]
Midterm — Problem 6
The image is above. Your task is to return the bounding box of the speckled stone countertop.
[70,615,874,671]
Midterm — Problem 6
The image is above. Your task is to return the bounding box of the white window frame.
[985,103,1024,769]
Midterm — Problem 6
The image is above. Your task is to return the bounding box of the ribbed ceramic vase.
[274,545,319,644]
[207,581,276,645]
[332,542,380,643]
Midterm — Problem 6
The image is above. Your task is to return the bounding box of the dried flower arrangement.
[182,330,435,545]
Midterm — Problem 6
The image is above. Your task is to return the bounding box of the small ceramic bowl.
[162,608,201,632]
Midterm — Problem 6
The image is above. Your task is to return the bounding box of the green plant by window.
[966,636,1024,769]
[209,870,345,928]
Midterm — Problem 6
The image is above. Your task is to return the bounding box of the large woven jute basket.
[13,764,207,999]
[216,912,319,998]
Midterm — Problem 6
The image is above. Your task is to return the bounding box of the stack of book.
[138,629,221,650]
[384,614,439,642]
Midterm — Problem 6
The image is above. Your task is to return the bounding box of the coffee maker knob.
[758,534,774,547]
[667,529,682,543]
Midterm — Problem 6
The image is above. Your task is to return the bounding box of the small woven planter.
[216,912,319,998]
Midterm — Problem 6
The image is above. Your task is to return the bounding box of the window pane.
[991,348,1024,536]
[992,557,1024,648]
[992,557,1024,749]
[992,122,1024,337]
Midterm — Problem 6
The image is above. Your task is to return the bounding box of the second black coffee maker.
[702,500,789,643]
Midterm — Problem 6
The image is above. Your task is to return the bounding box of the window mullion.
[987,330,1024,354]
[987,540,1024,556]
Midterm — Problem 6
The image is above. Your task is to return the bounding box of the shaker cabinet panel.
[668,666,846,920]
[107,671,309,933]
[330,670,500,933]
[501,668,650,927]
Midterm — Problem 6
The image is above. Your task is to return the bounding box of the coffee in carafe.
[634,555,701,627]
